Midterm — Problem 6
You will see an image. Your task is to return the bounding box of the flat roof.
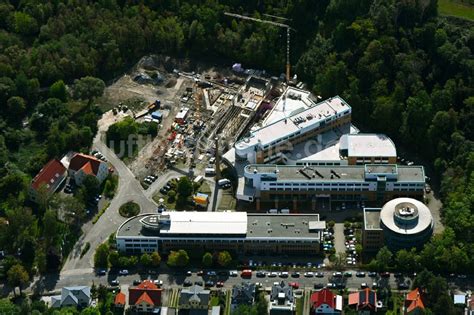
[380,198,433,235]
[235,95,350,150]
[247,214,322,239]
[117,212,323,240]
[117,212,247,238]
[364,208,382,230]
[245,164,425,182]
[264,87,313,125]
[341,134,396,157]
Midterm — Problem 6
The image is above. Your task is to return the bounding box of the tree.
[177,177,193,198]
[103,175,118,198]
[375,246,392,271]
[217,251,232,267]
[167,190,176,202]
[333,252,346,271]
[72,76,105,106]
[168,250,189,267]
[150,252,161,267]
[7,264,29,295]
[327,220,335,228]
[202,252,213,267]
[55,195,86,226]
[94,244,109,268]
[0,299,20,315]
[6,96,26,121]
[108,251,119,268]
[140,253,152,267]
[80,175,100,202]
[49,80,68,102]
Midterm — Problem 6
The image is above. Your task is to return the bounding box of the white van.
[205,168,216,176]
[193,175,204,185]
[218,179,231,186]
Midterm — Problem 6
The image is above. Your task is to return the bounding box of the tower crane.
[224,12,294,82]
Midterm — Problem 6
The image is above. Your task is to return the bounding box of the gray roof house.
[178,285,210,315]
[231,282,256,309]
[269,281,295,315]
[51,286,91,308]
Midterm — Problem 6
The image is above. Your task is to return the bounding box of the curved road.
[60,133,157,276]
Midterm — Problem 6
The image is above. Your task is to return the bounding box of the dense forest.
[0,0,472,312]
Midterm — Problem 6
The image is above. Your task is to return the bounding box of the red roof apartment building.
[129,280,162,314]
[68,153,108,186]
[29,159,67,203]
[310,288,343,314]
[348,288,378,314]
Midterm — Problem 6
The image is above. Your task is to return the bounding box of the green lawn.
[439,0,474,20]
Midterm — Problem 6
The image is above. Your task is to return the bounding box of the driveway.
[60,132,157,273]
[334,223,346,255]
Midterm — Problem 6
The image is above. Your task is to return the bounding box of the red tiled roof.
[80,162,94,175]
[31,159,66,190]
[311,288,335,309]
[129,280,162,306]
[137,280,158,290]
[69,153,103,176]
[349,288,376,310]
[114,292,126,305]
[136,292,154,306]
[348,292,359,305]
[406,288,425,313]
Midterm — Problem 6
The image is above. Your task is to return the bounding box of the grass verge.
[93,201,110,224]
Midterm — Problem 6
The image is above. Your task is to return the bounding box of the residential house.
[114,292,126,309]
[129,280,162,313]
[29,159,67,202]
[348,288,377,315]
[404,288,425,315]
[310,288,342,314]
[51,286,91,308]
[231,282,256,310]
[178,284,210,315]
[68,153,108,186]
[269,281,295,315]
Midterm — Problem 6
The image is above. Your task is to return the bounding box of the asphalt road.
[60,134,158,274]
[31,267,473,297]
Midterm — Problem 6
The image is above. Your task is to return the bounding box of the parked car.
[291,272,300,278]
[229,270,238,277]
[194,281,203,286]
[205,280,215,287]
[256,271,266,278]
[304,272,314,278]
[314,283,324,289]
[361,283,368,289]
[118,269,129,276]
[398,282,410,290]
[356,272,366,277]
[97,269,107,276]
[332,272,342,277]
[110,279,119,286]
[289,282,299,289]
[315,272,324,278]
[368,272,377,277]
[186,271,192,276]
[133,279,141,285]
[380,272,391,278]
[183,280,192,287]
[280,272,289,278]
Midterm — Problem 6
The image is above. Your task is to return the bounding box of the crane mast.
[224,12,293,82]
